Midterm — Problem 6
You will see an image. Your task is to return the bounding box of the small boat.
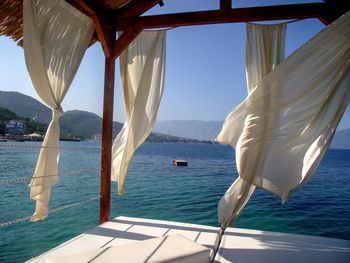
[0,138,7,142]
[173,160,188,166]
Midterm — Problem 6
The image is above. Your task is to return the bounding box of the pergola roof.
[1,0,349,224]
[94,0,131,10]
[0,0,23,43]
[0,0,158,44]
[1,0,349,50]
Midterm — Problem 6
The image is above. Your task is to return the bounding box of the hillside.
[0,107,19,135]
[60,110,123,139]
[0,90,207,143]
[0,107,18,121]
[1,90,347,147]
[0,91,51,123]
[0,90,130,138]
[0,107,47,135]
[60,111,209,143]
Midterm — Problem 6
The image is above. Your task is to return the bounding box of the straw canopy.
[0,0,23,43]
[0,0,133,44]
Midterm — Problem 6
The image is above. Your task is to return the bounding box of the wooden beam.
[220,0,232,11]
[94,15,115,57]
[69,0,115,57]
[113,28,142,60]
[115,2,349,30]
[115,0,161,18]
[100,56,115,224]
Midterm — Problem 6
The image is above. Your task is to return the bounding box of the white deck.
[215,227,350,263]
[27,216,221,263]
[28,216,350,263]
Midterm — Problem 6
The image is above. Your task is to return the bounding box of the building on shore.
[5,120,25,135]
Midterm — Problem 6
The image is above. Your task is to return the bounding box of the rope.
[0,215,32,228]
[48,196,100,213]
[0,144,101,151]
[0,169,100,184]
[0,196,100,228]
[2,151,40,155]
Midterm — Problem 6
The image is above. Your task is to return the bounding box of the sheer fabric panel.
[218,23,286,228]
[23,0,94,221]
[112,31,166,195]
[217,11,350,215]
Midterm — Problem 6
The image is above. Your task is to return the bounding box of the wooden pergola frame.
[67,0,349,224]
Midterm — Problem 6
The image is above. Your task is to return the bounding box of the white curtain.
[217,10,350,224]
[218,23,287,228]
[112,31,166,195]
[23,0,94,221]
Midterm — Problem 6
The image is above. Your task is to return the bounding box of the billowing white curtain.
[112,31,166,195]
[217,10,350,225]
[23,0,94,221]
[218,23,287,228]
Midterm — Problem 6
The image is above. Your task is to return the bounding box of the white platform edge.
[27,216,221,263]
[214,227,350,263]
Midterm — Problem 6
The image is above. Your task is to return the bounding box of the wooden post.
[100,56,115,224]
[99,29,141,224]
[220,0,232,11]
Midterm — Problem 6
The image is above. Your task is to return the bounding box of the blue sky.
[0,0,349,129]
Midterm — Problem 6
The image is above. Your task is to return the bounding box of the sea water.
[0,142,349,262]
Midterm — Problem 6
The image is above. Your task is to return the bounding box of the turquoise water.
[1,142,350,262]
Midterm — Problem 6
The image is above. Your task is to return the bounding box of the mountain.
[0,107,47,135]
[0,107,19,135]
[1,90,347,147]
[60,111,210,142]
[0,91,122,138]
[0,90,207,143]
[60,110,124,139]
[330,129,350,149]
[154,120,350,150]
[0,107,18,121]
[154,120,223,141]
[0,91,51,123]
[60,110,123,138]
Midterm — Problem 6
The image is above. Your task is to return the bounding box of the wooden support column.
[69,0,141,225]
[99,28,141,224]
[93,12,116,225]
[100,56,115,224]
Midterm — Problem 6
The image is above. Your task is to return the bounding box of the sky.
[0,0,349,129]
